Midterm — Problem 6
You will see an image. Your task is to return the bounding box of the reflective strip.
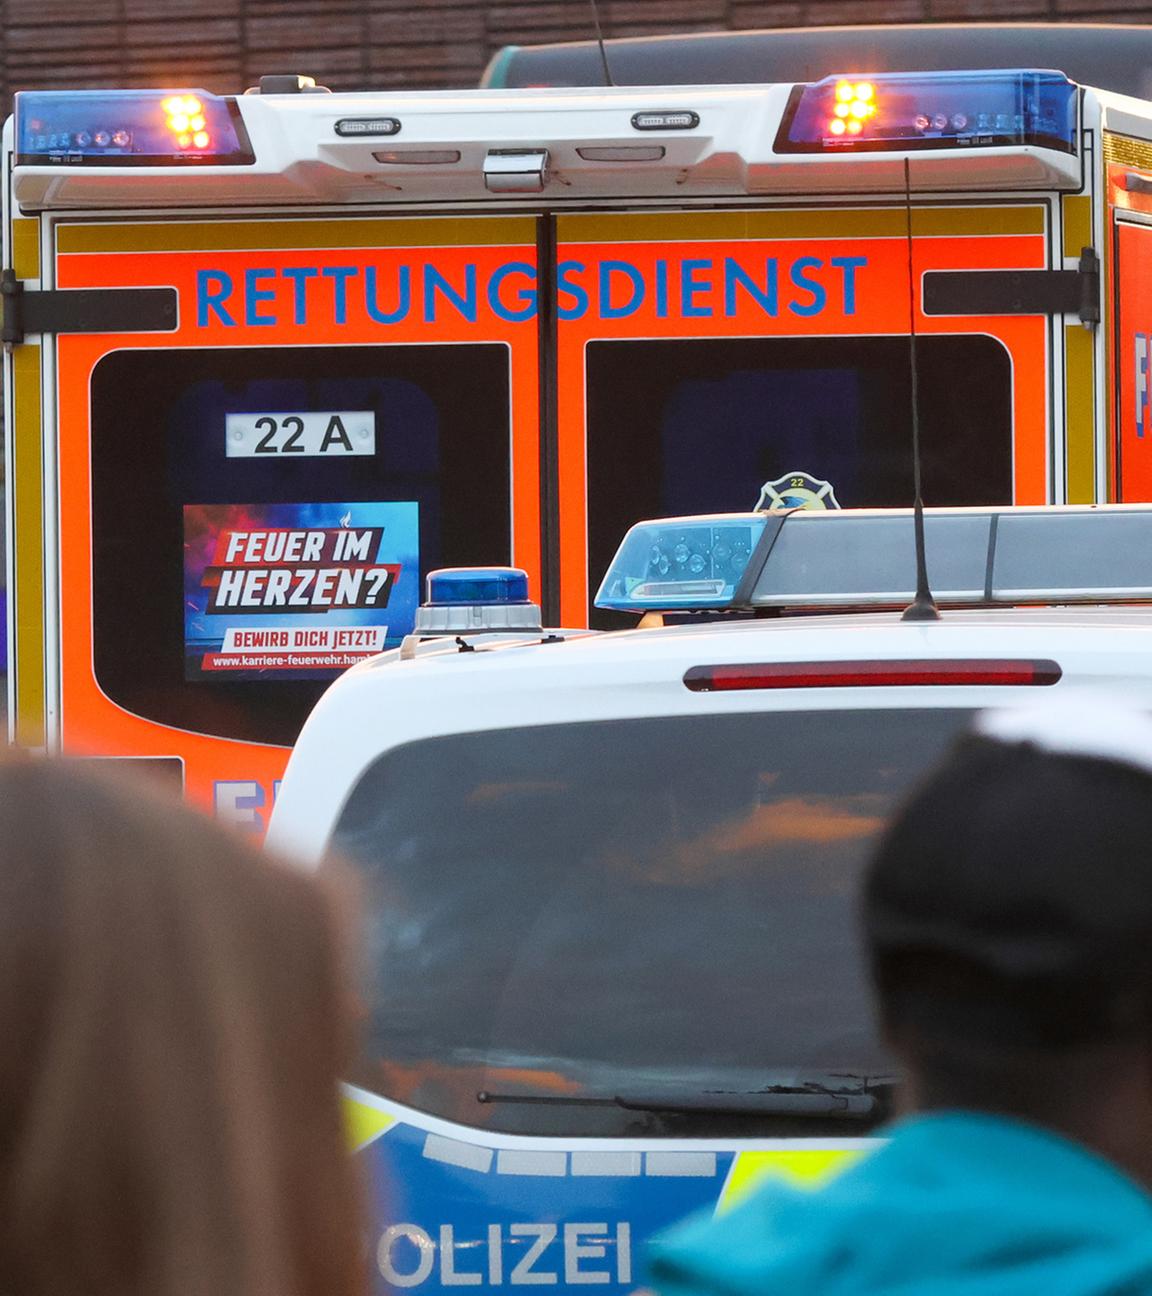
[1061,192,1095,503]
[12,217,40,279]
[644,1152,717,1177]
[1065,322,1096,504]
[718,1148,867,1214]
[409,1136,714,1178]
[496,1149,568,1176]
[571,1151,643,1176]
[422,1133,495,1174]
[343,1091,397,1152]
[1104,133,1152,170]
[12,344,45,748]
[57,215,537,255]
[559,206,1045,244]
[1062,194,1092,262]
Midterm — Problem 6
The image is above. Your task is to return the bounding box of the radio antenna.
[588,0,616,86]
[900,157,940,623]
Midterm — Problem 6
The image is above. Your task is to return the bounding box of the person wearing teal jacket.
[648,700,1152,1296]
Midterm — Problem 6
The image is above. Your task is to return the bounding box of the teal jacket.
[647,1113,1152,1296]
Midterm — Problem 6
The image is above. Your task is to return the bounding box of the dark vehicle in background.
[484,22,1152,97]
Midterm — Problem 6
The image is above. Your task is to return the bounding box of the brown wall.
[2,1,1152,118]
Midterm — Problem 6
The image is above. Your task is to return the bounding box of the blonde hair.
[0,757,363,1296]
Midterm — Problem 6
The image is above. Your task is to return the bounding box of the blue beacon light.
[776,69,1078,155]
[595,514,769,613]
[425,567,531,607]
[14,89,255,165]
[414,568,542,636]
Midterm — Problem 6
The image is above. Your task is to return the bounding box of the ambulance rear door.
[556,196,1096,627]
[38,211,541,824]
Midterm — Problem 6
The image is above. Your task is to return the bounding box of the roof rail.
[594,504,1152,615]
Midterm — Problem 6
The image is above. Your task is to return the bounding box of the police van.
[268,502,1152,1296]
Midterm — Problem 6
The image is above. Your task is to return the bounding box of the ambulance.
[268,501,1152,1296]
[4,52,1152,822]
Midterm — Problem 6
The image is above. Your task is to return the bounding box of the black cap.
[865,700,1152,1046]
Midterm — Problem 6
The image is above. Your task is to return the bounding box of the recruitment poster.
[184,501,419,681]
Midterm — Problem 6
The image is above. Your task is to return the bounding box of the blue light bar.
[425,567,531,607]
[15,90,255,166]
[776,69,1077,155]
[595,514,768,613]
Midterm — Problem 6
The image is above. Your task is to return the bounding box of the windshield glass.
[334,706,973,1137]
[586,335,1011,627]
[89,344,511,746]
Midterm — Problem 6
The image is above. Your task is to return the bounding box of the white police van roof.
[268,583,1152,864]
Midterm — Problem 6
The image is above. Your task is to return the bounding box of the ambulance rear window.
[586,334,1012,626]
[334,706,972,1137]
[88,344,511,746]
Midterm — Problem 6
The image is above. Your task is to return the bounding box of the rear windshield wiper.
[477,1076,895,1120]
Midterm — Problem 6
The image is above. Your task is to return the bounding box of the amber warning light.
[829,80,876,138]
[163,95,210,151]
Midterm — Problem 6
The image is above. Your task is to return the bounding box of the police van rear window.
[333,706,972,1137]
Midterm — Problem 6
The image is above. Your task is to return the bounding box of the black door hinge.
[923,247,1099,325]
[1,268,178,345]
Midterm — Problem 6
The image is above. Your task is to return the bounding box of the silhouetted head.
[866,698,1152,1184]
[0,756,363,1296]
